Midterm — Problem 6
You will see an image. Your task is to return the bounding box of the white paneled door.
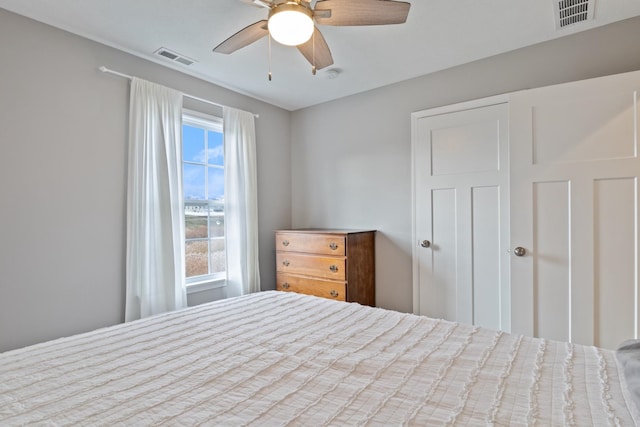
[413,71,640,349]
[412,99,510,331]
[510,72,640,349]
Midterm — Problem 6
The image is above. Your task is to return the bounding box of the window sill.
[186,278,226,294]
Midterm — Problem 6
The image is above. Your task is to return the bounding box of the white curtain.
[223,107,261,297]
[125,77,187,322]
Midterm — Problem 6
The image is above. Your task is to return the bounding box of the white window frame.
[182,109,226,292]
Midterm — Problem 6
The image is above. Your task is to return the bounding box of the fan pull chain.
[312,29,317,76]
[268,33,272,81]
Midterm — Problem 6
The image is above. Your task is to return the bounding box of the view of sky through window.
[183,126,224,200]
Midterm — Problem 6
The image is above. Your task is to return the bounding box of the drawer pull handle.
[329,265,338,273]
[282,240,290,247]
[283,260,290,267]
[282,282,290,289]
[330,290,339,298]
[329,243,338,250]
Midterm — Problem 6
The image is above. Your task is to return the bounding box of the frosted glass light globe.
[268,3,314,46]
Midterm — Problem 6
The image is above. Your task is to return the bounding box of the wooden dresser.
[275,229,375,306]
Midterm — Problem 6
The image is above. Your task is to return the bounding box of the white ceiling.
[1,0,639,111]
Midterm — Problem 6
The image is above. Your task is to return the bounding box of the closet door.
[412,99,510,331]
[510,70,640,349]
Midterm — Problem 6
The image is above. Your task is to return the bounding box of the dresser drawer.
[276,252,346,281]
[277,273,346,301]
[276,232,346,256]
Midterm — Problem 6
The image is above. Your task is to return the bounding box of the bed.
[1,291,638,425]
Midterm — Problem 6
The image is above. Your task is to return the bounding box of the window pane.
[208,131,224,166]
[207,167,224,200]
[183,125,205,162]
[210,238,226,274]
[184,164,205,200]
[185,208,208,239]
[209,211,224,238]
[185,240,208,278]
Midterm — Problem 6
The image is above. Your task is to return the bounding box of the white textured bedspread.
[1,291,638,426]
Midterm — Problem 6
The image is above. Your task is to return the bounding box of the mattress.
[1,291,638,426]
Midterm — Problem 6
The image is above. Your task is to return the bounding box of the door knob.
[514,247,526,257]
[420,240,431,248]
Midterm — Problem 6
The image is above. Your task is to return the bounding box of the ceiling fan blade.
[297,27,334,70]
[253,0,273,8]
[213,20,269,54]
[238,0,273,8]
[314,0,411,26]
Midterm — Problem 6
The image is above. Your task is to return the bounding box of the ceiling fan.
[213,0,411,77]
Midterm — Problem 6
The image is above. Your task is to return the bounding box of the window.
[182,111,225,285]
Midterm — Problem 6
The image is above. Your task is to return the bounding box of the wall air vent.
[553,0,594,29]
[154,47,196,66]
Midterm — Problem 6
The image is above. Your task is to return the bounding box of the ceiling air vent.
[154,47,197,66]
[553,0,594,29]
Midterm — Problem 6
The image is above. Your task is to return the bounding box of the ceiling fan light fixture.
[268,2,314,46]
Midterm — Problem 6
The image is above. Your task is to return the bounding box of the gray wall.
[291,16,640,314]
[0,9,291,352]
